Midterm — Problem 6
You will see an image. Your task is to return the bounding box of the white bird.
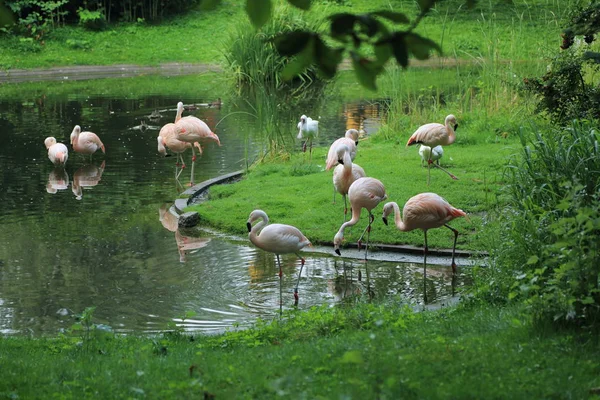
[297,114,319,156]
[419,145,443,167]
[247,210,311,305]
[333,144,366,222]
[382,193,469,275]
[44,137,69,167]
[333,177,387,261]
[326,129,359,171]
[407,115,458,184]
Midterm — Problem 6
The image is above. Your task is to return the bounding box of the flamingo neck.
[446,124,456,145]
[337,207,361,238]
[391,202,409,231]
[175,104,184,123]
[249,213,268,245]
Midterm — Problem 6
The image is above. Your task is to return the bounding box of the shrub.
[77,7,106,31]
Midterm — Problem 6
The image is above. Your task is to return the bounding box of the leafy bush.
[483,121,600,327]
[77,7,105,31]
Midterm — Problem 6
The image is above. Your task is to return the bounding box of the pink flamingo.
[247,209,311,306]
[70,125,105,160]
[326,129,359,171]
[174,101,221,162]
[333,177,387,260]
[382,192,468,275]
[44,137,69,167]
[297,114,319,156]
[406,115,458,185]
[157,124,202,179]
[332,143,366,222]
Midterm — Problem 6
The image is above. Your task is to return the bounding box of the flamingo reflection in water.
[72,161,106,200]
[46,168,69,194]
[159,203,211,262]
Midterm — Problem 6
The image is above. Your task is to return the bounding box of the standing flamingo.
[174,101,221,162]
[247,210,311,306]
[333,143,366,222]
[297,114,319,156]
[44,137,69,167]
[382,193,468,275]
[70,125,105,160]
[326,129,359,171]
[157,124,202,179]
[419,145,443,167]
[333,177,387,260]
[406,115,458,185]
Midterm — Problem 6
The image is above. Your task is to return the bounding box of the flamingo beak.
[246,222,252,232]
[355,141,359,146]
[338,159,344,165]
[382,217,388,225]
[335,249,341,256]
[454,124,459,131]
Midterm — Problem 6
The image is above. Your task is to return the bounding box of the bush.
[77,7,106,31]
[484,121,600,327]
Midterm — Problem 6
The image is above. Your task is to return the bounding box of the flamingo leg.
[423,230,429,304]
[444,224,460,273]
[276,255,283,317]
[189,159,196,187]
[332,186,336,204]
[427,155,432,186]
[343,195,348,223]
[357,212,374,260]
[191,145,197,162]
[294,256,305,306]
[433,163,458,180]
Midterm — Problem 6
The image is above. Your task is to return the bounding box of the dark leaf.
[417,0,436,12]
[374,41,393,65]
[356,14,379,37]
[199,0,221,10]
[351,52,382,91]
[329,13,356,38]
[405,32,442,60]
[282,38,314,81]
[314,37,343,79]
[274,30,313,56]
[0,2,14,27]
[370,10,410,24]
[390,33,409,67]
[287,0,311,10]
[466,0,476,8]
[246,0,272,29]
[583,51,600,64]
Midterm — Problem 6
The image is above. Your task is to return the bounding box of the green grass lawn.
[1,302,598,399]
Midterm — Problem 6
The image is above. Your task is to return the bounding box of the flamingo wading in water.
[247,210,311,306]
[44,137,69,167]
[406,115,458,185]
[174,101,221,163]
[333,143,366,222]
[333,177,387,261]
[70,125,105,160]
[382,193,468,276]
[297,114,319,157]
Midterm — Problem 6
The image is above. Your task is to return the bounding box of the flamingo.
[247,210,311,306]
[46,168,69,194]
[174,101,221,162]
[157,124,202,179]
[70,125,105,160]
[332,143,366,222]
[326,129,359,171]
[419,145,443,167]
[406,115,458,185]
[333,177,387,260]
[297,114,319,156]
[44,137,69,167]
[382,193,468,275]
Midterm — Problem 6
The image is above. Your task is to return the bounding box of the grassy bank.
[0,0,576,71]
[1,302,598,398]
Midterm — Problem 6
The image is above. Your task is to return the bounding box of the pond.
[0,71,473,336]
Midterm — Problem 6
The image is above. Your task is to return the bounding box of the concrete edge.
[173,170,245,214]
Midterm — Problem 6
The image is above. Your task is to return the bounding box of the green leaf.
[417,0,436,12]
[274,30,312,56]
[526,255,539,265]
[356,14,379,37]
[370,10,410,24]
[405,32,442,60]
[340,350,364,364]
[0,1,14,27]
[246,0,272,29]
[287,0,311,10]
[374,41,393,65]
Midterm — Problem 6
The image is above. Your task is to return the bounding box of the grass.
[0,0,577,71]
[0,302,598,398]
